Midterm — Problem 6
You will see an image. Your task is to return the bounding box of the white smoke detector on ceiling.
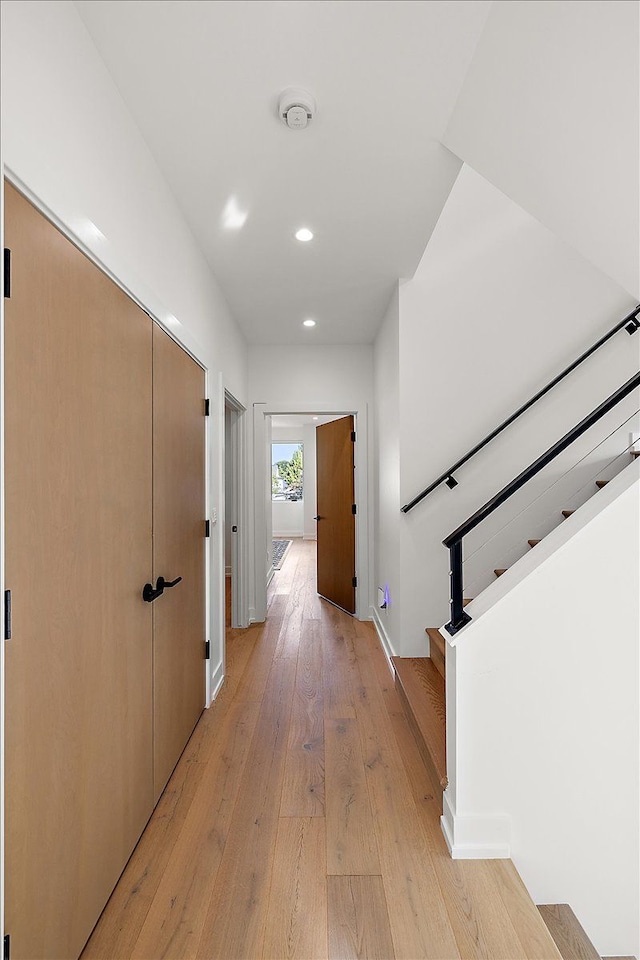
[278,88,316,129]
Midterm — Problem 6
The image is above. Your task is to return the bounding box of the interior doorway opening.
[270,414,341,548]
[256,410,363,622]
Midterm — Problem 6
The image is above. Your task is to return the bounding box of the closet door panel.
[4,183,154,960]
[152,325,206,800]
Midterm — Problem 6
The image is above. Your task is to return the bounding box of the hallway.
[82,539,560,959]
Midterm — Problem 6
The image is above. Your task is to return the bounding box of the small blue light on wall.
[378,585,391,610]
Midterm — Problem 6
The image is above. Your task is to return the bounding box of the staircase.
[393,460,638,807]
[392,452,639,958]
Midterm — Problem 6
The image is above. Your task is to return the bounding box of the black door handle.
[159,576,182,589]
[314,515,323,520]
[142,575,182,602]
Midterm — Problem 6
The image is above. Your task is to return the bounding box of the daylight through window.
[272,443,303,501]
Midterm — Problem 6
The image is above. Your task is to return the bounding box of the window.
[272,443,303,501]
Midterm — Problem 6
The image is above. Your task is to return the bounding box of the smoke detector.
[278,88,316,129]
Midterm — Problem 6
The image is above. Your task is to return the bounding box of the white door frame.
[224,390,248,630]
[252,403,371,623]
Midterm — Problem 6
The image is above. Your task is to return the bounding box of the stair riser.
[425,628,446,680]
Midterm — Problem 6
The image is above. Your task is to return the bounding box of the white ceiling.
[74,0,491,345]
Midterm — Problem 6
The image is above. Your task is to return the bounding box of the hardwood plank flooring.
[82,539,563,960]
[262,817,327,960]
[280,622,325,817]
[327,876,395,959]
[195,658,297,959]
[131,700,261,959]
[325,717,381,875]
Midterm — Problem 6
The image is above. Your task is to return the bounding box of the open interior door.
[315,416,356,614]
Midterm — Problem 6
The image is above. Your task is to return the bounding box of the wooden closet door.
[4,183,154,960]
[152,325,206,800]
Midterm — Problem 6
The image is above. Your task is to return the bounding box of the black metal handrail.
[401,305,640,514]
[443,371,640,635]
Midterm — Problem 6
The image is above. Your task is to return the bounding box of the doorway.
[224,391,246,630]
[252,405,370,624]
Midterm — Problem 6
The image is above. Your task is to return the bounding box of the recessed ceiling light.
[312,416,319,421]
[295,227,314,242]
[303,318,316,327]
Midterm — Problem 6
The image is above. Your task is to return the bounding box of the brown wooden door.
[316,416,356,614]
[4,183,154,960]
[152,325,206,800]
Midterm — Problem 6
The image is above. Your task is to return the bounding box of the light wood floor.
[82,539,561,960]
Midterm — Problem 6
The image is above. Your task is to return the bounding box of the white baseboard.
[440,791,510,859]
[303,535,317,541]
[273,531,303,539]
[209,660,224,705]
[370,605,397,672]
[266,565,275,587]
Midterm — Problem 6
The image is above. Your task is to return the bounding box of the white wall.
[248,344,374,622]
[444,0,639,298]
[271,499,304,538]
[396,163,638,656]
[249,345,374,406]
[372,288,402,657]
[446,463,639,957]
[1,0,248,700]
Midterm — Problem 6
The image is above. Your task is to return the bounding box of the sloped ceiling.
[444,0,639,299]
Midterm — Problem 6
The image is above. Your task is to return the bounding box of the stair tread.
[562,509,575,518]
[537,904,600,960]
[425,628,445,679]
[528,539,541,547]
[463,597,473,607]
[391,656,446,795]
[494,568,507,577]
[595,479,609,488]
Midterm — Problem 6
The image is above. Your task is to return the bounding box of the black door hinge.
[351,431,356,442]
[352,503,357,515]
[4,933,10,960]
[4,249,11,299]
[204,398,210,416]
[352,576,358,589]
[205,519,211,538]
[204,640,210,660]
[4,590,12,641]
